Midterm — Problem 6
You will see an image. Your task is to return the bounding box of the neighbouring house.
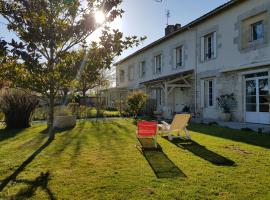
[103,0,270,124]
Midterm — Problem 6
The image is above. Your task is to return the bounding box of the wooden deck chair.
[159,114,191,140]
[136,121,158,149]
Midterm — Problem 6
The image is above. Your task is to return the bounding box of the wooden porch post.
[164,82,168,107]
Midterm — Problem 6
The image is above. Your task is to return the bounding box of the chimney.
[165,25,175,36]
[165,24,181,36]
[174,23,181,31]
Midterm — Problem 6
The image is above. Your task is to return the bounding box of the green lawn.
[0,119,270,200]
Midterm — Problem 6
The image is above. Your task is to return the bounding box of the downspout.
[194,26,198,115]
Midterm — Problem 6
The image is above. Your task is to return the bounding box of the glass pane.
[246,80,256,95]
[252,22,264,40]
[246,96,256,104]
[246,104,256,112]
[259,104,269,112]
[245,74,255,78]
[259,96,269,103]
[257,72,268,77]
[259,79,269,95]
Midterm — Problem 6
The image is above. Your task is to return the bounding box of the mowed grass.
[0,119,269,200]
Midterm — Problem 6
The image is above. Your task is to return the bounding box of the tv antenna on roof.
[165,9,171,26]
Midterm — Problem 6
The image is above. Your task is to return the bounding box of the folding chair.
[159,114,191,140]
[136,121,158,149]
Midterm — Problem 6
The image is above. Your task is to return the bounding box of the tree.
[73,42,113,97]
[127,91,148,118]
[0,0,144,139]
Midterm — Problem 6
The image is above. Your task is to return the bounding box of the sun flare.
[95,11,105,24]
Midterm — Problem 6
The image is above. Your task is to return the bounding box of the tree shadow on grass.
[0,128,25,142]
[0,138,53,192]
[137,139,186,178]
[163,137,235,166]
[188,123,270,149]
[9,171,55,200]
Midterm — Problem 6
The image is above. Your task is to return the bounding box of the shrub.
[216,93,237,113]
[67,102,79,117]
[54,107,72,116]
[127,91,148,118]
[0,89,39,129]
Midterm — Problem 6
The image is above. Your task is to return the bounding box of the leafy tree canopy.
[0,0,145,138]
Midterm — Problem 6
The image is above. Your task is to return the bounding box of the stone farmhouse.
[103,0,270,124]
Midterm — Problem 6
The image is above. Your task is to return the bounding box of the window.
[156,88,164,106]
[251,21,264,41]
[119,70,125,83]
[204,33,214,60]
[175,46,183,68]
[201,32,216,61]
[240,11,268,50]
[204,79,214,107]
[128,66,134,81]
[154,54,162,74]
[139,61,146,78]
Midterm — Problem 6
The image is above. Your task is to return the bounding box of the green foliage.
[0,111,4,121]
[0,89,39,129]
[127,91,148,117]
[216,93,237,113]
[32,106,120,120]
[0,0,145,137]
[54,107,72,117]
[67,102,79,116]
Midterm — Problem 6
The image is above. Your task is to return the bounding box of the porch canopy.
[140,69,194,108]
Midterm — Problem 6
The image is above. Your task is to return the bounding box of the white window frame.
[128,66,134,81]
[156,88,164,106]
[139,61,146,78]
[174,46,184,68]
[154,54,162,74]
[201,32,217,62]
[204,79,214,108]
[119,70,125,83]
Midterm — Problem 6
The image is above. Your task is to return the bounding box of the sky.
[110,0,230,60]
[0,0,230,61]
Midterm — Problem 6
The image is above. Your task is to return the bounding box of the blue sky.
[0,0,230,60]
[114,0,230,59]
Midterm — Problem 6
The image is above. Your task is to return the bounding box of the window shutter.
[200,37,205,62]
[139,62,142,78]
[153,58,156,75]
[173,48,176,69]
[213,32,217,58]
[200,79,205,108]
[181,46,184,67]
[160,55,163,73]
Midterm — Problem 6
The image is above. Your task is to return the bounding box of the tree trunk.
[82,89,86,98]
[47,93,55,140]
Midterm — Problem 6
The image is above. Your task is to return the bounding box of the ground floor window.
[156,88,164,106]
[245,71,269,124]
[204,79,214,107]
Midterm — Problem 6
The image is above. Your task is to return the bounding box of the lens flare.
[95,11,105,24]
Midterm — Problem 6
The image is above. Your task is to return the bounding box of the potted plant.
[216,93,237,121]
[53,107,76,129]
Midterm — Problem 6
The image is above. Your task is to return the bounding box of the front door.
[245,72,269,124]
[174,88,184,112]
